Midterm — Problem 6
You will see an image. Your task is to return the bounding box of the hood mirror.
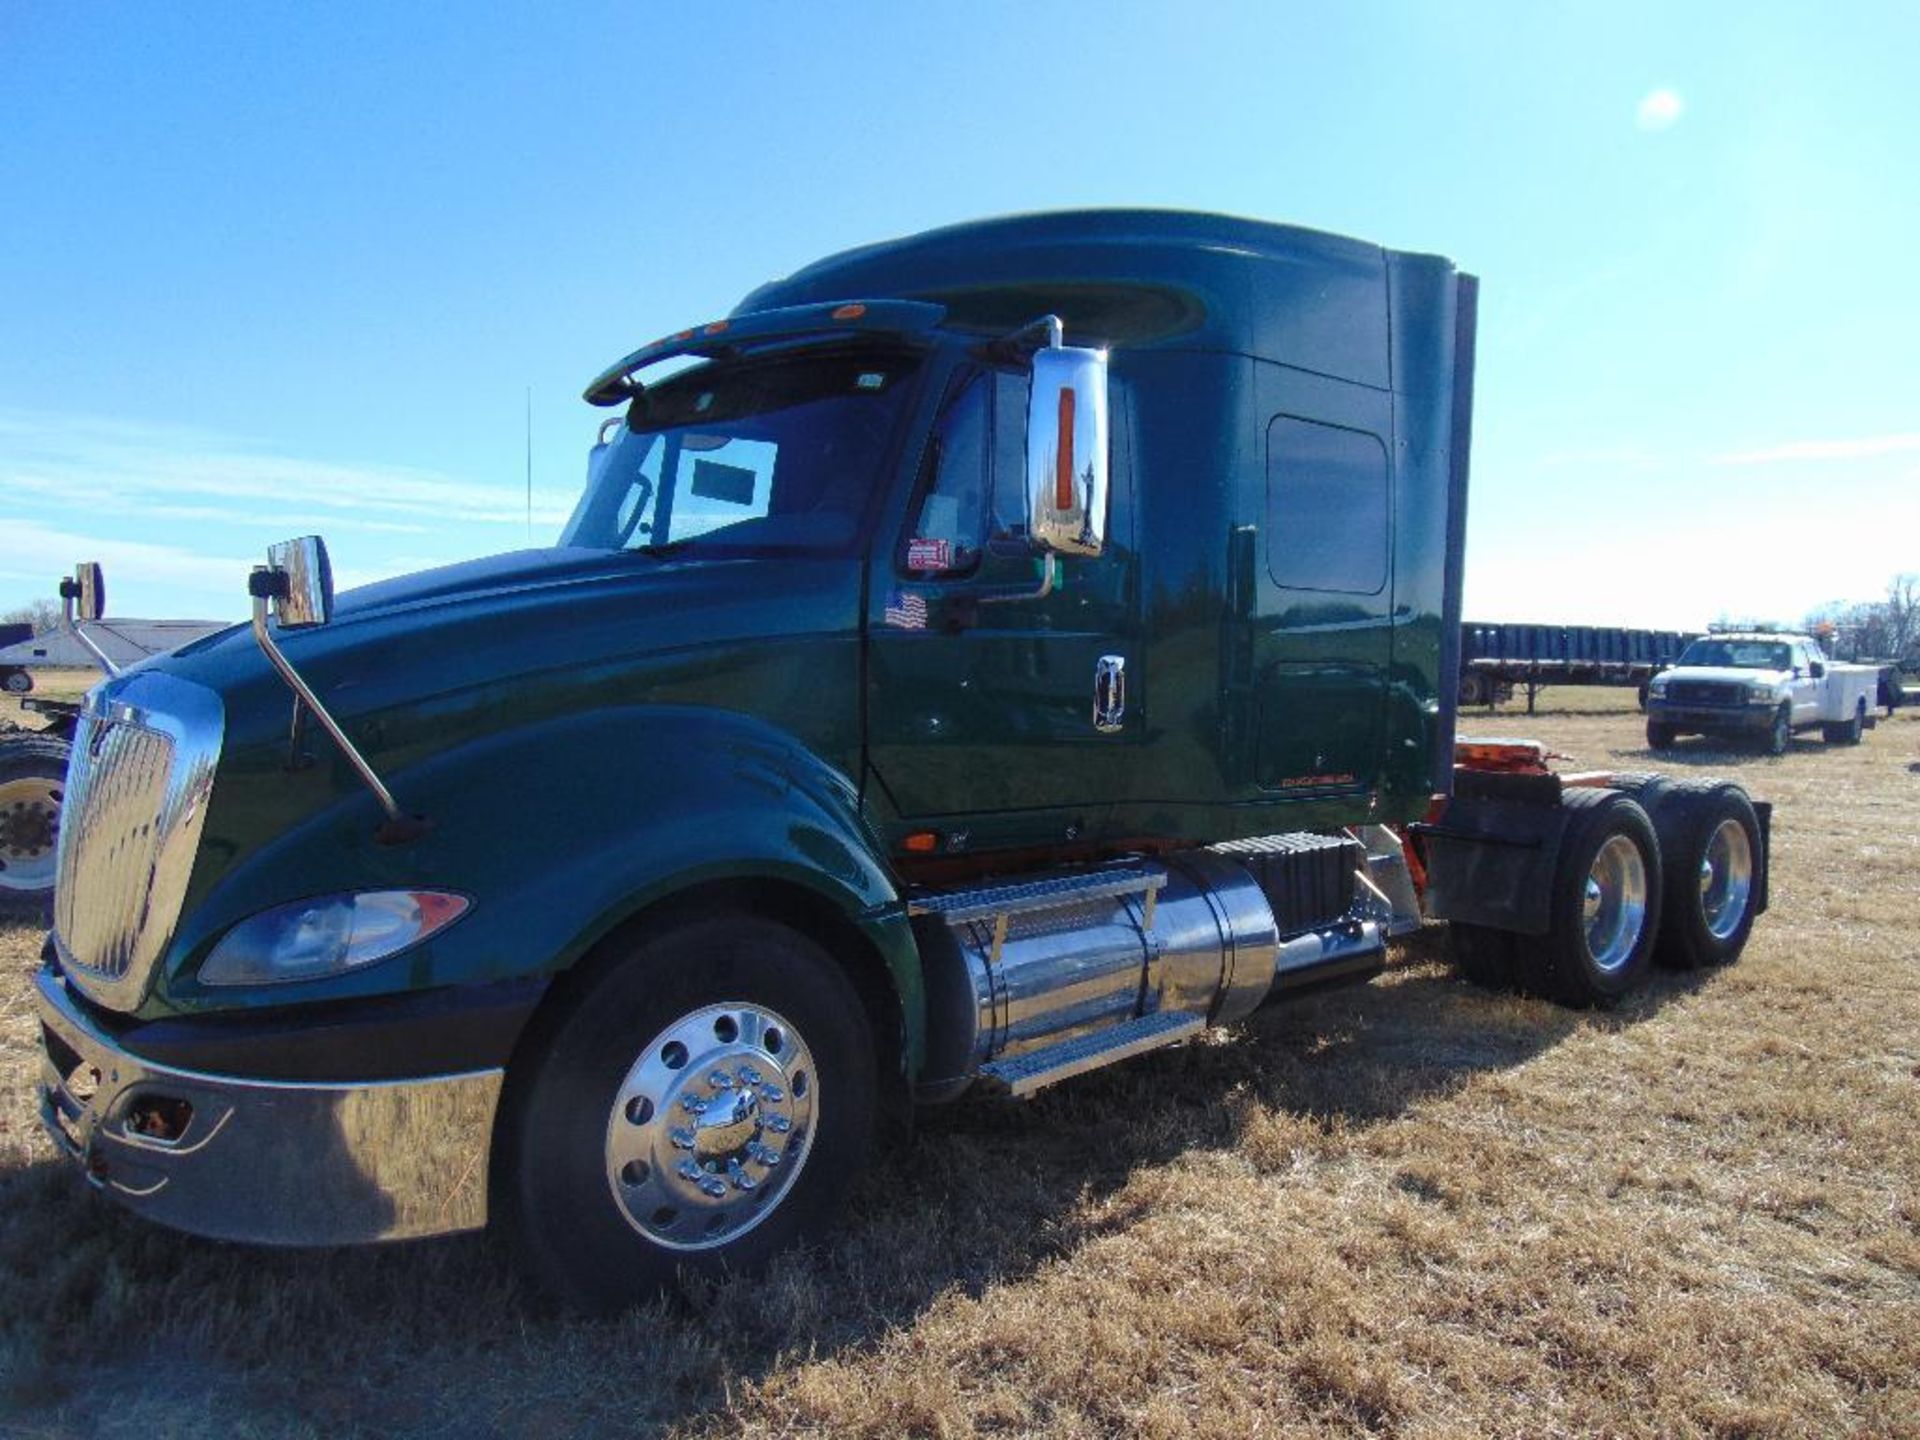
[1026,342,1110,558]
[65,561,107,622]
[246,535,420,840]
[260,536,335,629]
[58,562,121,676]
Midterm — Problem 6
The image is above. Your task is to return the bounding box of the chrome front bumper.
[34,965,503,1246]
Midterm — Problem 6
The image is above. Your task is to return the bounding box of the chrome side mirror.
[259,536,334,628]
[60,561,107,622]
[58,561,121,676]
[247,534,415,835]
[1026,344,1110,558]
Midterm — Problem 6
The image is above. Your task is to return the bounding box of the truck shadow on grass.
[0,933,1716,1436]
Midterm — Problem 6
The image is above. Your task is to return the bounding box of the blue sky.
[3,2,1915,627]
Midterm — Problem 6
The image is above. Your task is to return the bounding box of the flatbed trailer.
[1460,621,1699,712]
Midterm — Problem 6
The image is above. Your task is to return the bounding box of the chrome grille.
[53,673,222,1011]
[1670,681,1744,706]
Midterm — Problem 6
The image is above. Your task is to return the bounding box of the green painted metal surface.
[102,210,1472,1087]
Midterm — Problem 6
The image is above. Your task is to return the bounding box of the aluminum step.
[979,1009,1203,1098]
[907,862,1163,924]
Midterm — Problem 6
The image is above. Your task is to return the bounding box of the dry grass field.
[2,689,1916,1438]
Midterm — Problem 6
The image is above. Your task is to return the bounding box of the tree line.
[1804,573,1919,668]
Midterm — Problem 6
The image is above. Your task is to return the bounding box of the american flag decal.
[884,589,928,630]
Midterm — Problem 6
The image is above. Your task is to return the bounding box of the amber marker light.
[832,303,867,321]
[901,831,939,854]
[1055,386,1077,511]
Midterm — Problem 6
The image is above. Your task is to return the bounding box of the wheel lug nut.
[707,1071,734,1089]
[669,1126,696,1150]
[737,1065,763,1087]
[765,1115,792,1134]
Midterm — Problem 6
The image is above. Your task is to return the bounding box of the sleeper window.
[1265,416,1389,594]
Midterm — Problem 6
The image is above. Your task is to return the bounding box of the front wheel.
[1646,720,1676,750]
[496,914,877,1310]
[1762,704,1791,756]
[1,669,32,695]
[1521,788,1662,1007]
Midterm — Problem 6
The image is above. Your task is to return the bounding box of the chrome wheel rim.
[0,775,61,893]
[1699,818,1753,940]
[603,1001,816,1252]
[1582,833,1648,973]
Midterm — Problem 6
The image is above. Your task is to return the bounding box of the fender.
[154,705,926,1073]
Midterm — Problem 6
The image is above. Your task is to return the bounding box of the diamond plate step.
[979,1009,1203,1099]
[907,863,1163,924]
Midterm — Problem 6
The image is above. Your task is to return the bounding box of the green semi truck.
[33,212,1770,1307]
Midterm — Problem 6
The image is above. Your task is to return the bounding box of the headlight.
[199,891,470,986]
[1648,678,1669,697]
[1747,683,1777,702]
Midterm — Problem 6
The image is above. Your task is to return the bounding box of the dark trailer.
[1460,621,1699,712]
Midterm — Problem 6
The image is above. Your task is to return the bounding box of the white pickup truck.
[1646,632,1879,754]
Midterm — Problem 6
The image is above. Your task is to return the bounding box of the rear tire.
[496,913,877,1311]
[1843,697,1865,744]
[1646,781,1761,969]
[1,669,31,695]
[1520,788,1662,1007]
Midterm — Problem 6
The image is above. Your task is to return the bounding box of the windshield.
[561,347,922,557]
[1676,639,1793,670]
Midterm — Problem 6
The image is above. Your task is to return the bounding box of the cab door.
[863,366,1140,850]
[1791,640,1824,724]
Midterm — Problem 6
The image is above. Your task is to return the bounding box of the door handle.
[1094,654,1126,734]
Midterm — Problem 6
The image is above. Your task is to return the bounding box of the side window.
[990,370,1030,544]
[1265,416,1389,594]
[908,374,989,573]
[906,369,1031,574]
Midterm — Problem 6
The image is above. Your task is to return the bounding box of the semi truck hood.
[159,546,863,756]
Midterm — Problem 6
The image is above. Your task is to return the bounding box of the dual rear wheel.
[1450,780,1761,1005]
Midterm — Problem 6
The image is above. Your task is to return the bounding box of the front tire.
[496,913,877,1310]
[1763,704,1791,756]
[1,669,32,695]
[1521,788,1662,1007]
[1646,720,1676,750]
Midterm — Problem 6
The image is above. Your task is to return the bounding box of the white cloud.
[1636,89,1684,132]
[0,410,573,529]
[1710,434,1920,465]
